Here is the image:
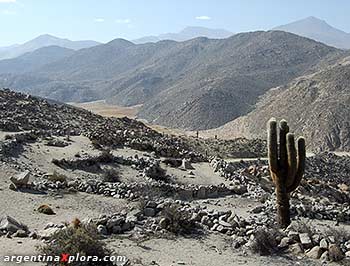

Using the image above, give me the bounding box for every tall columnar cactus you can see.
[267,118,306,228]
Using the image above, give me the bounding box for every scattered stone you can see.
[319,238,328,249]
[9,183,17,191]
[97,225,108,235]
[306,246,323,259]
[0,216,28,233]
[38,205,55,215]
[10,170,30,187]
[328,244,345,262]
[288,243,304,254]
[144,208,156,217]
[320,251,329,262]
[299,233,312,248]
[13,230,28,238]
[278,237,293,248]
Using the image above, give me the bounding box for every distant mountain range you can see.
[132,26,233,44]
[2,17,349,61]
[0,34,100,60]
[274,16,350,49]
[0,31,343,131]
[1,18,350,151]
[0,46,74,74]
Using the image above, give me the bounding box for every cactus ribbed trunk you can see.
[267,118,306,228]
[276,186,290,227]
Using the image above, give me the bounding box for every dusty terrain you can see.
[0,89,350,266]
[0,134,324,266]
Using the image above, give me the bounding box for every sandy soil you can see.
[0,133,340,266]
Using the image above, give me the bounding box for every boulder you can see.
[97,225,108,235]
[13,230,29,238]
[299,233,312,248]
[279,237,293,248]
[218,220,232,228]
[328,244,345,262]
[319,238,328,249]
[320,251,329,262]
[144,208,156,217]
[0,216,28,233]
[288,243,304,254]
[306,246,323,259]
[10,171,30,187]
[38,205,55,215]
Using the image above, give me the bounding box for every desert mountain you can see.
[0,34,100,60]
[207,55,350,151]
[0,31,344,130]
[132,26,233,44]
[0,46,74,74]
[274,16,350,49]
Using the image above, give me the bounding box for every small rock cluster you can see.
[0,215,34,239]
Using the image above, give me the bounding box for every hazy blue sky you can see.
[0,0,349,46]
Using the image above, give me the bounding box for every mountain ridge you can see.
[132,26,233,44]
[0,30,344,130]
[273,16,350,49]
[0,34,100,60]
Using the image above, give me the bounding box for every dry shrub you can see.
[102,168,120,183]
[289,221,317,238]
[250,228,281,256]
[48,171,67,183]
[160,204,196,235]
[38,220,112,266]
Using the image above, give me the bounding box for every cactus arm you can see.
[286,133,297,187]
[278,119,289,171]
[268,118,278,178]
[287,137,306,193]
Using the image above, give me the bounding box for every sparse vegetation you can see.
[250,228,282,256]
[102,168,120,183]
[289,221,317,238]
[160,204,196,235]
[38,219,112,266]
[99,149,114,163]
[47,171,67,183]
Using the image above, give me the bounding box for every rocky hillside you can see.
[0,89,265,159]
[0,31,343,130]
[207,56,350,152]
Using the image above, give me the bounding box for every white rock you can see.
[299,233,312,248]
[306,246,323,259]
[320,238,328,249]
